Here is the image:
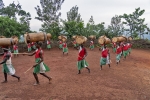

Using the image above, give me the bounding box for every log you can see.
[89,35,96,39]
[0,38,15,46]
[112,36,127,43]
[98,36,111,45]
[24,32,47,43]
[0,36,6,38]
[47,33,52,40]
[75,36,87,44]
[128,36,133,41]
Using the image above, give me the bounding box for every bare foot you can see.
[48,77,52,84]
[33,82,40,86]
[18,77,20,82]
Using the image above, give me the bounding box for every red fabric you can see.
[116,46,122,54]
[59,41,62,44]
[28,43,31,48]
[47,41,50,44]
[101,49,108,58]
[123,45,128,51]
[31,42,34,46]
[112,42,116,47]
[90,41,93,45]
[73,41,76,44]
[63,43,67,48]
[78,48,85,61]
[35,49,43,59]
[13,45,18,50]
[128,43,132,48]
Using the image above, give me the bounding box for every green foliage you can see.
[0,1,32,33]
[35,0,64,28]
[0,1,21,19]
[108,15,124,37]
[35,0,64,39]
[67,5,82,22]
[120,7,149,39]
[62,21,84,38]
[0,16,25,37]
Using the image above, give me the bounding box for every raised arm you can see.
[28,51,36,56]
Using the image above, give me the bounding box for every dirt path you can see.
[0,47,150,100]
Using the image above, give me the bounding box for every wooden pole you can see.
[24,67,32,73]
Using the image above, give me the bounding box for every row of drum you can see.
[0,32,132,47]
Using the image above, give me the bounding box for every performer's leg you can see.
[1,72,7,83]
[33,73,39,85]
[108,64,110,68]
[100,65,102,70]
[40,73,52,83]
[11,74,20,82]
[85,67,90,73]
[78,70,81,74]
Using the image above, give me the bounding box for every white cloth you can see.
[106,55,110,64]
[6,64,15,75]
[6,57,12,64]
[39,62,46,73]
[79,46,82,53]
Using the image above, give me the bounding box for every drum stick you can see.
[24,67,32,73]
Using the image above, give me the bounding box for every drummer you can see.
[62,37,68,55]
[47,39,51,50]
[27,43,31,52]
[72,40,79,50]
[0,47,20,83]
[13,43,19,57]
[100,44,111,70]
[58,40,63,49]
[89,39,94,50]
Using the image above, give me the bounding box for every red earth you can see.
[0,47,150,100]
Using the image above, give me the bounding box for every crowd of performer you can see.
[0,38,132,86]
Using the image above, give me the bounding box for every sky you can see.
[3,0,150,32]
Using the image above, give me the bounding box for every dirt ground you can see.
[0,47,150,100]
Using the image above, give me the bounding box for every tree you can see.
[61,21,84,38]
[0,16,25,37]
[67,5,82,22]
[0,0,4,9]
[120,7,149,38]
[35,0,64,31]
[85,16,96,36]
[0,1,21,19]
[19,10,32,32]
[0,1,32,33]
[109,15,124,36]
[61,5,84,38]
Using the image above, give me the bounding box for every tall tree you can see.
[19,10,32,32]
[120,7,149,38]
[86,16,95,36]
[67,5,82,22]
[35,0,64,39]
[0,1,21,19]
[35,0,64,27]
[109,15,124,36]
[0,0,4,9]
[88,16,94,25]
